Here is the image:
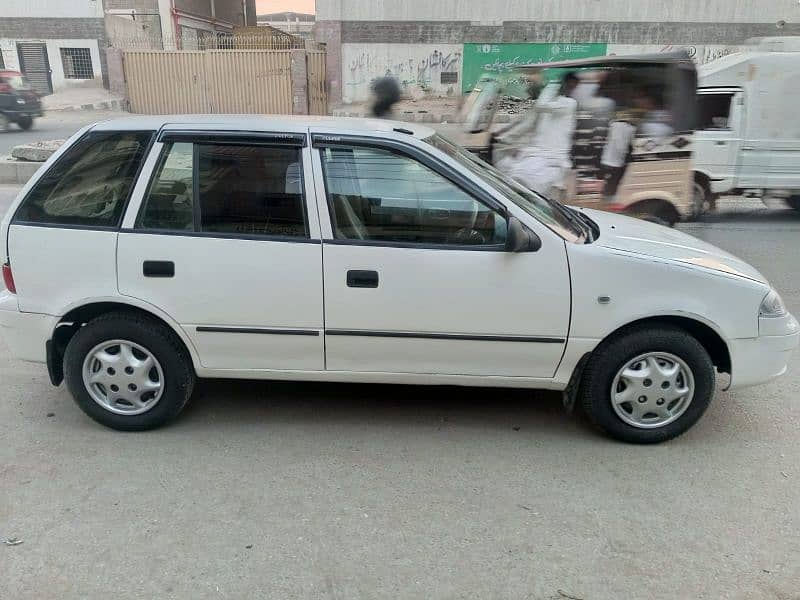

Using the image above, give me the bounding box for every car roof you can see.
[91,114,436,139]
[0,70,24,77]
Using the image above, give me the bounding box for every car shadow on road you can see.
[179,378,583,437]
[689,206,800,225]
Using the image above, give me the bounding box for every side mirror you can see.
[505,216,542,253]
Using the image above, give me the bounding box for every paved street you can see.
[1,191,799,599]
[0,110,125,157]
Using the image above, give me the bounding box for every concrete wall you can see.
[317,0,800,104]
[342,43,462,102]
[318,0,798,24]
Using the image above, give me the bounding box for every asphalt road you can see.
[1,191,799,599]
[0,110,125,157]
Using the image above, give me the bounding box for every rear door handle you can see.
[347,270,379,288]
[143,260,175,278]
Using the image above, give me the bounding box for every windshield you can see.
[425,133,585,242]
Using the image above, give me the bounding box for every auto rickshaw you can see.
[441,52,699,226]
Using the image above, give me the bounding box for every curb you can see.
[45,98,126,113]
[0,158,42,185]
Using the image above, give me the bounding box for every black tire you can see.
[579,325,715,444]
[786,195,800,210]
[64,311,195,431]
[16,116,33,131]
[642,215,669,227]
[692,177,711,219]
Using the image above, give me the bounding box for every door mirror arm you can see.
[505,216,542,253]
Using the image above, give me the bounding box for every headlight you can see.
[760,289,788,318]
[16,98,24,104]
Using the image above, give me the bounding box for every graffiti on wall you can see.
[607,44,744,65]
[342,43,463,102]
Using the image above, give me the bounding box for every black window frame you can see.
[59,47,94,80]
[313,134,509,252]
[133,131,312,243]
[11,129,156,231]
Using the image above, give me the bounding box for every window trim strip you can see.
[159,131,308,147]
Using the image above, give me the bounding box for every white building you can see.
[0,0,107,94]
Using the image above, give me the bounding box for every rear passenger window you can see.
[14,131,152,227]
[137,142,307,238]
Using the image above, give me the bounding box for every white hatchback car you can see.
[1,116,797,443]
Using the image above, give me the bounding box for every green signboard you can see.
[462,43,608,93]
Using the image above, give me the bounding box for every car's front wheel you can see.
[579,325,715,443]
[64,312,195,431]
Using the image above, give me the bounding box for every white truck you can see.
[694,38,800,211]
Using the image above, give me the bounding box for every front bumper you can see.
[0,291,56,363]
[729,314,800,388]
[2,108,43,118]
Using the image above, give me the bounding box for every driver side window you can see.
[320,145,507,246]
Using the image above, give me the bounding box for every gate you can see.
[16,42,52,95]
[306,51,328,116]
[124,49,323,115]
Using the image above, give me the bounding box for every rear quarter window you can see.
[13,130,153,228]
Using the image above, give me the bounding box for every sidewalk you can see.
[42,87,126,112]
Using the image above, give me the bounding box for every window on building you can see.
[0,50,5,70]
[60,47,94,79]
[14,131,153,227]
[697,93,734,130]
[320,145,507,246]
[138,142,307,238]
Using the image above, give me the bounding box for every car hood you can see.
[580,208,768,284]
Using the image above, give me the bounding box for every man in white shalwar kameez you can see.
[495,73,579,199]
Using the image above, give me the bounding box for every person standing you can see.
[495,73,579,198]
[600,110,637,202]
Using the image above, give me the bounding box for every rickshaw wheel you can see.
[625,199,680,228]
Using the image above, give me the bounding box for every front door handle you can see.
[347,270,379,288]
[143,260,175,278]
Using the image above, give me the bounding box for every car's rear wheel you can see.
[17,116,33,131]
[579,325,715,443]
[786,195,800,210]
[64,312,195,431]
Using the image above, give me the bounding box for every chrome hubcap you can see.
[82,340,164,416]
[610,352,695,429]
